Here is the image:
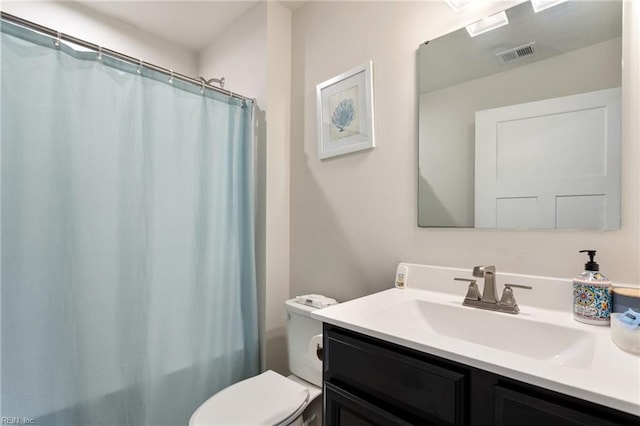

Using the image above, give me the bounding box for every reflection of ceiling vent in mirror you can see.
[496,42,537,64]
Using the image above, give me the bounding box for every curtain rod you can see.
[0,11,254,103]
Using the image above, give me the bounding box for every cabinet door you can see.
[325,383,419,426]
[325,327,466,425]
[494,386,624,426]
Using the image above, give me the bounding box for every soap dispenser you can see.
[573,250,612,326]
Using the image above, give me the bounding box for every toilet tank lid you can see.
[189,370,309,426]
[285,296,337,316]
[285,298,317,316]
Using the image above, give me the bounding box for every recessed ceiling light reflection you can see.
[531,0,568,13]
[445,0,475,12]
[465,11,509,37]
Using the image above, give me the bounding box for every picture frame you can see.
[316,61,375,160]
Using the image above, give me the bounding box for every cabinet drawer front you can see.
[495,385,623,426]
[325,382,414,426]
[326,329,466,425]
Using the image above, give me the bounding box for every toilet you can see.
[189,298,329,426]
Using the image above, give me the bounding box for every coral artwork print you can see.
[332,99,355,132]
[329,85,359,142]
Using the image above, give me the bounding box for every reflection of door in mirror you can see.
[474,88,621,230]
[417,0,622,229]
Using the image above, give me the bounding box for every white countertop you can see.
[311,265,640,417]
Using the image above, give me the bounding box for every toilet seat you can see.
[189,370,310,426]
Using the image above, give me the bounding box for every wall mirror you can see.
[418,0,622,229]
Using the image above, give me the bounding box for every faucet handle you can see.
[505,283,533,290]
[499,283,532,312]
[454,278,481,301]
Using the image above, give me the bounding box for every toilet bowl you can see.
[189,298,331,426]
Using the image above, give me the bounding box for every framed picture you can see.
[316,61,375,160]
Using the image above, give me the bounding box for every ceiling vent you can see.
[496,42,537,64]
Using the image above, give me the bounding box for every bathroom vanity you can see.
[312,264,640,426]
[323,324,637,425]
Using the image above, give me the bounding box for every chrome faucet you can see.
[454,265,532,314]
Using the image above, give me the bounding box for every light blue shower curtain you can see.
[1,21,258,425]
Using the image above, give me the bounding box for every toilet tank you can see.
[285,299,325,387]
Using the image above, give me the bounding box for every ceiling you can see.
[76,0,303,52]
[420,0,622,92]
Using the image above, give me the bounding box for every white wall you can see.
[264,2,293,375]
[290,0,640,304]
[198,2,268,107]
[1,1,198,75]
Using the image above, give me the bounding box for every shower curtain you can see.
[1,21,258,425]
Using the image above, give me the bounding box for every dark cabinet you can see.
[323,324,639,426]
[326,328,466,425]
[494,386,623,426]
[325,382,413,426]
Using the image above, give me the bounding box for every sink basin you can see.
[367,299,595,367]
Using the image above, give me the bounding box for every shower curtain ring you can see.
[168,69,174,84]
[97,46,103,61]
[137,59,143,74]
[54,31,61,47]
[200,79,205,94]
